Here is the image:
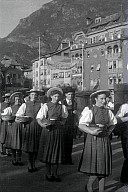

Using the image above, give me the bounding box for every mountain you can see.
[0,0,126,66]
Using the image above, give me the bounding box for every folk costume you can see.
[0,93,11,155]
[37,87,68,182]
[16,89,43,172]
[79,105,116,176]
[4,92,23,165]
[78,90,117,192]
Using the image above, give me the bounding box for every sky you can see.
[0,0,52,38]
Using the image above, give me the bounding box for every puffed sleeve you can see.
[36,103,48,120]
[117,104,128,118]
[16,103,26,117]
[2,107,12,115]
[108,110,117,126]
[79,107,93,126]
[62,105,68,118]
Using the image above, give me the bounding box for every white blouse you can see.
[79,107,117,127]
[36,103,68,120]
[116,103,128,118]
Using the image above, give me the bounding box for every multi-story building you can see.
[71,11,128,95]
[32,39,72,89]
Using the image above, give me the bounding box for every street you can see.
[0,135,128,192]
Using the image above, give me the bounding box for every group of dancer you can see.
[0,86,77,182]
[0,87,128,191]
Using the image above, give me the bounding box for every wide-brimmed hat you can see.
[47,87,63,98]
[90,90,110,101]
[2,93,11,98]
[27,88,39,93]
[10,92,22,100]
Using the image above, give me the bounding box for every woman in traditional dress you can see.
[0,93,11,156]
[5,93,23,165]
[37,87,68,182]
[78,90,117,192]
[15,89,43,172]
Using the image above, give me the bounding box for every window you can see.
[65,71,71,78]
[44,69,47,75]
[91,65,94,72]
[113,45,118,53]
[95,17,101,24]
[75,53,79,58]
[36,80,38,86]
[113,61,116,69]
[87,51,90,58]
[93,37,96,43]
[108,77,113,85]
[107,46,112,54]
[52,73,58,79]
[59,72,64,78]
[36,62,38,68]
[64,52,69,57]
[36,71,38,77]
[101,49,104,56]
[108,61,112,69]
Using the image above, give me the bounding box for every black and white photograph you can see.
[0,0,128,191]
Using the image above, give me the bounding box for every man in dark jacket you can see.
[62,87,77,165]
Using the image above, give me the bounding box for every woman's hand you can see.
[90,128,103,136]
[96,124,104,128]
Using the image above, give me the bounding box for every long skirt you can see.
[5,122,22,150]
[0,121,8,144]
[38,125,63,164]
[78,134,112,177]
[21,120,42,153]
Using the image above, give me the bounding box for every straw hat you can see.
[90,90,110,101]
[27,88,39,93]
[10,92,22,99]
[2,93,11,98]
[47,87,63,98]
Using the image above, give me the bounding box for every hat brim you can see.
[47,87,63,98]
[27,89,39,93]
[10,92,22,100]
[2,94,11,98]
[90,90,110,100]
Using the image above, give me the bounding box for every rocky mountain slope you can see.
[0,0,126,66]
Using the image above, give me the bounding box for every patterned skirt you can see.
[21,120,42,153]
[38,125,63,164]
[78,133,112,177]
[5,122,22,150]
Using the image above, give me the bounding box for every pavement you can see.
[0,136,128,192]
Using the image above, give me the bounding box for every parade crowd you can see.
[0,87,128,192]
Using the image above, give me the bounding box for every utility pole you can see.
[82,43,84,91]
[38,36,41,90]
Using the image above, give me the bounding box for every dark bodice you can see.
[92,105,110,125]
[25,101,41,118]
[11,104,21,116]
[47,102,62,120]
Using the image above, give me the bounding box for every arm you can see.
[36,103,48,128]
[16,103,26,117]
[79,124,102,135]
[60,105,68,125]
[108,110,117,135]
